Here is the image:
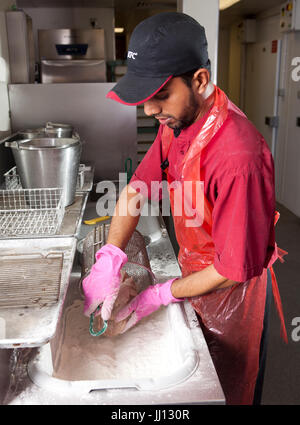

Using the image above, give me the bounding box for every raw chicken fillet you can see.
[97,271,138,336]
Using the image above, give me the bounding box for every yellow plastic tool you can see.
[84,216,110,225]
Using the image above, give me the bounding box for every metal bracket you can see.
[265,116,279,128]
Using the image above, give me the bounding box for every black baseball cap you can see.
[107,12,211,106]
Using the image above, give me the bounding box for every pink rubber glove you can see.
[115,278,183,333]
[82,244,127,320]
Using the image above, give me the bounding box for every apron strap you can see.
[267,211,288,343]
[161,126,174,174]
[269,266,288,343]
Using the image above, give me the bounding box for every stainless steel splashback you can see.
[38,29,106,60]
[7,83,137,182]
[5,11,35,84]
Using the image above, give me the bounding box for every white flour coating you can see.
[53,298,180,381]
[96,273,138,337]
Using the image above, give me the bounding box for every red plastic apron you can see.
[161,85,287,405]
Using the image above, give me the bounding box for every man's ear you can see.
[192,68,210,96]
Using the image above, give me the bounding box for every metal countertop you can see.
[0,192,89,349]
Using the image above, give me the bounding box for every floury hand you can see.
[115,278,183,332]
[82,244,128,321]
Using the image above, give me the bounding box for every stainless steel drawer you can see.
[40,60,107,83]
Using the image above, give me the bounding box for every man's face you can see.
[143,76,201,130]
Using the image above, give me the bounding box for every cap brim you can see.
[106,72,172,106]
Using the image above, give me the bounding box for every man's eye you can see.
[155,93,169,100]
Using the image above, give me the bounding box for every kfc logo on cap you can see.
[128,51,138,59]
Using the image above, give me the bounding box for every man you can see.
[83,12,287,405]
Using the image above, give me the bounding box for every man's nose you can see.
[143,99,161,117]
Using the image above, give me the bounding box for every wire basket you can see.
[0,252,64,308]
[4,165,85,191]
[0,188,64,237]
[81,224,156,293]
[3,166,21,190]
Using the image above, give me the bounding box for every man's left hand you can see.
[115,278,183,333]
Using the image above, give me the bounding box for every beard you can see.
[156,89,201,130]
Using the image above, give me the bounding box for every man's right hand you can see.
[82,244,128,320]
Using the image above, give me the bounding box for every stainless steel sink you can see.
[0,204,225,405]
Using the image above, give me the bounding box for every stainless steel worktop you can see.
[0,192,89,349]
[0,161,93,348]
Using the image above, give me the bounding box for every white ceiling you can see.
[220,0,284,26]
[16,0,115,7]
[16,0,176,8]
[16,0,284,26]
[115,0,176,8]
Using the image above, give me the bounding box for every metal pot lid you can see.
[45,122,73,130]
[18,128,45,134]
[11,137,81,150]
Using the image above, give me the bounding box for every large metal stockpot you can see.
[17,123,74,140]
[5,137,82,207]
[17,128,46,139]
[45,122,74,138]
